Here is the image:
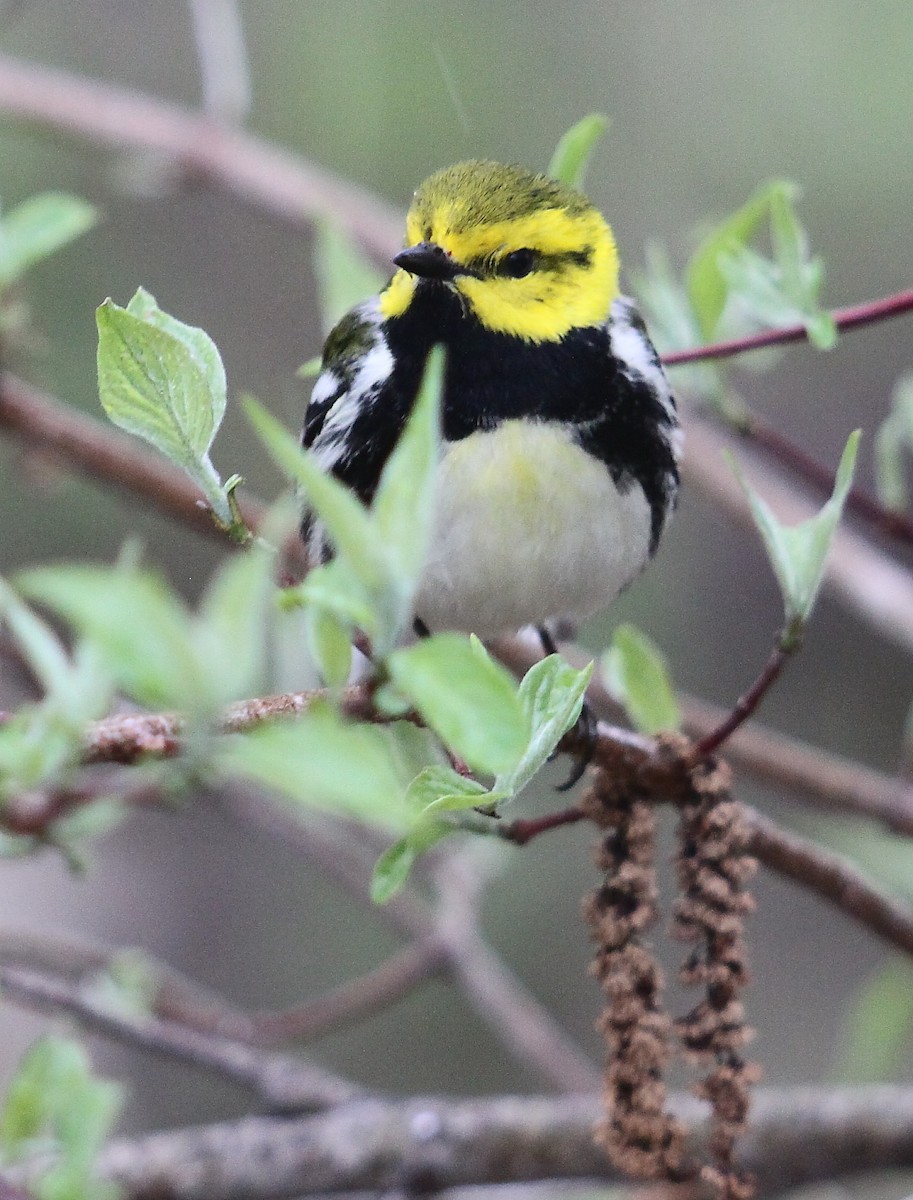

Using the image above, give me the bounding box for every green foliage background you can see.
[0,0,912,1137]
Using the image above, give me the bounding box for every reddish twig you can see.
[689,642,792,764]
[501,805,587,845]
[663,288,913,366]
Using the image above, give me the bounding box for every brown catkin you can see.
[672,754,760,1200]
[581,767,687,1181]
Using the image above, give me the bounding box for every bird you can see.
[301,159,680,654]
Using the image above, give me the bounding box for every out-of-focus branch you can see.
[158,937,448,1045]
[11,1085,908,1199]
[215,786,602,1093]
[746,813,913,955]
[0,963,359,1113]
[0,53,400,257]
[0,372,272,551]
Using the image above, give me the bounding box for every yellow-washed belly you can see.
[415,419,652,636]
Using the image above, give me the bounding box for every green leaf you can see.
[875,372,913,511]
[0,577,70,691]
[312,220,386,336]
[96,292,230,525]
[194,541,275,704]
[631,242,732,412]
[218,704,413,829]
[686,180,796,339]
[495,654,592,797]
[547,114,609,189]
[305,605,353,687]
[0,1035,121,1200]
[730,430,860,644]
[834,958,913,1083]
[18,562,207,713]
[126,287,227,430]
[405,764,491,813]
[602,624,680,735]
[370,818,451,904]
[244,396,385,590]
[387,634,527,775]
[372,346,443,593]
[0,193,97,290]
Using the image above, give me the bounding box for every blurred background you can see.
[0,0,912,1150]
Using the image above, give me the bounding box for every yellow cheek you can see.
[379,270,417,318]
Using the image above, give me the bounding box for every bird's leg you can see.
[537,625,596,791]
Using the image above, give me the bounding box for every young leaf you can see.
[834,958,913,1083]
[18,562,208,712]
[194,540,275,705]
[96,291,231,525]
[371,346,443,596]
[244,395,386,590]
[495,654,592,797]
[305,605,353,688]
[0,577,70,692]
[602,623,680,735]
[370,817,451,904]
[875,372,913,511]
[730,430,860,646]
[405,764,492,813]
[0,1035,121,1200]
[686,180,796,339]
[0,192,97,290]
[312,220,386,335]
[387,633,527,775]
[218,704,413,830]
[547,113,609,189]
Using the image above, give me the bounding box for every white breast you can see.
[414,419,652,636]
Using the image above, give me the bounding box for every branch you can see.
[7,1086,908,1199]
[214,786,599,1092]
[494,629,913,837]
[0,52,400,257]
[0,964,359,1113]
[0,372,271,551]
[159,937,448,1045]
[663,287,913,365]
[745,813,913,956]
[689,640,792,762]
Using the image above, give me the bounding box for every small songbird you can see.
[301,160,680,642]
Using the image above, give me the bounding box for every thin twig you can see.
[0,372,272,550]
[689,641,792,763]
[214,786,599,1092]
[0,964,360,1113]
[160,937,448,1045]
[663,288,913,365]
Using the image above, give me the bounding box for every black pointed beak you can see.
[393,241,462,281]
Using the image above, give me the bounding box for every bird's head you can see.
[379,161,619,342]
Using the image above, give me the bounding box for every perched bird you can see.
[302,160,680,644]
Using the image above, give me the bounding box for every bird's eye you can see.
[498,249,537,278]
